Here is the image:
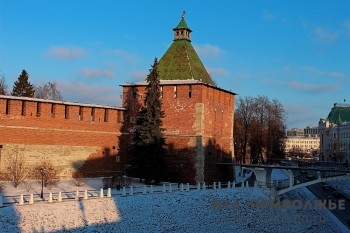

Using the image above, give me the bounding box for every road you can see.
[299,173,350,229]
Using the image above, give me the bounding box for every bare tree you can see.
[34,82,63,100]
[0,75,8,95]
[32,160,60,188]
[3,153,28,188]
[234,97,256,164]
[235,96,286,164]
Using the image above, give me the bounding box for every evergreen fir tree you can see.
[11,69,35,97]
[133,58,165,184]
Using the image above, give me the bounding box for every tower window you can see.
[5,99,10,114]
[51,104,55,117]
[21,101,26,116]
[79,106,83,121]
[64,105,69,119]
[104,109,108,122]
[36,102,41,117]
[91,108,95,121]
[188,85,192,98]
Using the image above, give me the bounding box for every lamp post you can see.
[39,167,47,199]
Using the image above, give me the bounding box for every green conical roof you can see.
[175,17,189,30]
[327,103,350,125]
[157,14,215,86]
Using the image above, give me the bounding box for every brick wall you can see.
[0,96,125,178]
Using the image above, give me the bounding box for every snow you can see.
[0,177,348,233]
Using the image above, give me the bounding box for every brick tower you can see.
[121,13,236,183]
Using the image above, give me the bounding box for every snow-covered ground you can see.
[0,172,348,233]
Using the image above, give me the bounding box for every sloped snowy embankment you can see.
[0,185,343,233]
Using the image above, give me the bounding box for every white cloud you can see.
[57,81,120,106]
[130,71,148,82]
[194,44,223,59]
[262,10,276,21]
[344,20,350,37]
[79,68,115,79]
[311,26,339,44]
[287,81,339,93]
[46,46,87,59]
[107,49,138,62]
[207,67,230,77]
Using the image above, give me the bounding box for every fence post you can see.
[58,192,62,202]
[163,184,166,193]
[232,181,236,188]
[218,182,221,189]
[99,188,104,198]
[197,183,200,191]
[213,182,216,190]
[169,184,172,192]
[122,187,126,196]
[48,192,53,203]
[107,188,111,198]
[202,182,206,190]
[29,194,34,204]
[84,190,88,200]
[227,181,231,188]
[143,186,147,195]
[186,183,190,192]
[19,195,24,205]
[241,182,244,188]
[130,186,134,195]
[180,183,184,192]
[75,191,79,201]
[245,181,249,187]
[150,185,154,194]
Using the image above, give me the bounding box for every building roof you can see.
[120,79,236,95]
[157,14,215,86]
[327,103,350,125]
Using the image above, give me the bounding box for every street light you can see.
[39,167,47,199]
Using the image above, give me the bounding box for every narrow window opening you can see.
[51,104,55,117]
[64,105,69,119]
[104,109,108,122]
[36,102,41,117]
[188,85,192,98]
[21,101,26,116]
[132,87,137,98]
[5,99,9,114]
[79,106,83,120]
[91,108,95,121]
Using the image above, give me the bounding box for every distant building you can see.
[319,103,350,162]
[286,128,304,137]
[285,127,320,156]
[284,136,320,155]
[304,126,319,137]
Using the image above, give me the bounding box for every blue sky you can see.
[1,1,350,129]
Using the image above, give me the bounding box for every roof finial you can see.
[182,10,186,19]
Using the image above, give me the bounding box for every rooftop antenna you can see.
[182,10,186,19]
